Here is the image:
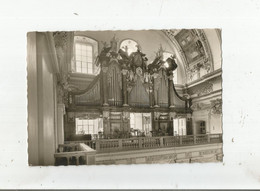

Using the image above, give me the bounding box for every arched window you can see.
[73,36,99,75]
[163,52,178,84]
[120,39,139,56]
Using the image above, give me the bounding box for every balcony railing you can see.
[54,143,96,166]
[65,134,222,153]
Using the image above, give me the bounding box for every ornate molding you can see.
[189,81,213,97]
[198,81,213,96]
[53,32,68,48]
[122,111,130,121]
[164,29,181,37]
[53,32,74,106]
[163,29,214,83]
[195,29,214,72]
[210,98,222,114]
[190,102,211,111]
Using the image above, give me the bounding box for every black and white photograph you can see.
[1,0,260,189]
[27,29,222,166]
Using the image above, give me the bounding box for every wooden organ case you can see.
[66,37,190,140]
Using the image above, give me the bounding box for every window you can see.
[130,113,152,136]
[75,43,93,74]
[120,39,139,56]
[73,36,99,74]
[75,118,103,135]
[163,52,178,84]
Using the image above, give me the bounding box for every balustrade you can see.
[65,134,222,153]
[55,143,96,166]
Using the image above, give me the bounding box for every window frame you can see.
[119,38,139,56]
[72,36,99,75]
[75,118,99,135]
[74,42,95,74]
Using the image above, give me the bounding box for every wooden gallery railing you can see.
[54,143,96,166]
[65,134,222,153]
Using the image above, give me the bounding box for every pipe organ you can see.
[66,36,191,140]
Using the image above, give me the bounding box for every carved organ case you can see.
[68,36,188,139]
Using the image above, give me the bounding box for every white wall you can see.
[209,114,222,134]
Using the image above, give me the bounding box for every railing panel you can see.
[143,137,161,148]
[163,136,178,147]
[55,143,96,166]
[196,134,208,144]
[181,135,194,145]
[122,138,139,149]
[99,140,119,151]
[210,134,222,143]
[64,134,222,153]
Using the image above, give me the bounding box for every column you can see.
[57,103,65,145]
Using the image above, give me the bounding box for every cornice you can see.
[191,89,222,103]
[186,68,222,88]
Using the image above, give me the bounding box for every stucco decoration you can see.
[163,29,214,83]
[53,32,68,66]
[211,99,222,114]
[190,102,211,111]
[188,81,214,97]
[53,32,74,106]
[198,82,213,96]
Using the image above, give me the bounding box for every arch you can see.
[203,29,222,70]
[160,30,188,84]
